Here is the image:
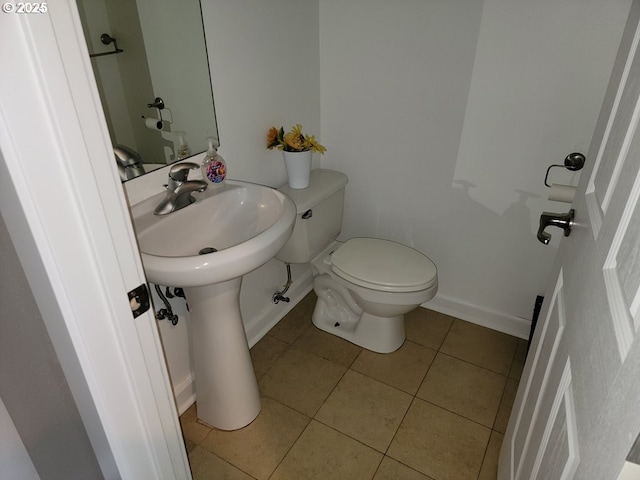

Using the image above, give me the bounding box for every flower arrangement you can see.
[266,124,326,154]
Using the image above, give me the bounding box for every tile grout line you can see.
[435,349,513,377]
[264,411,312,480]
[266,314,462,477]
[262,326,356,480]
[476,332,522,480]
[257,339,424,478]
[198,308,519,479]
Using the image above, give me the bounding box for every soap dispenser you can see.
[201,137,226,187]
[175,131,191,160]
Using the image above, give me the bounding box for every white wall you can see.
[319,0,630,334]
[128,0,630,409]
[202,0,321,187]
[451,0,631,323]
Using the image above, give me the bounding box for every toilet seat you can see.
[330,238,437,293]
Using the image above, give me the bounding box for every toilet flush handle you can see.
[302,209,313,219]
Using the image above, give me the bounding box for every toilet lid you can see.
[330,238,437,292]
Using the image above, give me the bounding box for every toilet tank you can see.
[276,169,348,264]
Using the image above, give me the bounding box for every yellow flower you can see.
[265,124,326,154]
[290,124,303,138]
[305,135,327,154]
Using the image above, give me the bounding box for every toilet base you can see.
[312,274,406,353]
[312,309,406,353]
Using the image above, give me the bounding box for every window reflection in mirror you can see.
[76,0,219,181]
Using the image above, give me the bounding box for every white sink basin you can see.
[132,180,296,287]
[131,178,296,430]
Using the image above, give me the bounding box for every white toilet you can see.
[277,169,438,353]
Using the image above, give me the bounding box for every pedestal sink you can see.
[131,180,295,430]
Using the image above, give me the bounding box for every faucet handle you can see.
[169,162,199,182]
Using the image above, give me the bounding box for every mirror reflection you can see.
[76,0,219,181]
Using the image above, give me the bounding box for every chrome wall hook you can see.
[537,209,575,245]
[147,97,165,110]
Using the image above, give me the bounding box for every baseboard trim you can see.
[425,294,531,340]
[174,373,196,416]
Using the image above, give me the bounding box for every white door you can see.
[499,3,640,479]
[1,3,191,478]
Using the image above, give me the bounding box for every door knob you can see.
[537,209,575,245]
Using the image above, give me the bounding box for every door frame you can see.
[0,3,190,478]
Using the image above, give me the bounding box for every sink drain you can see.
[199,247,218,255]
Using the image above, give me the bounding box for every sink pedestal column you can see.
[185,278,261,430]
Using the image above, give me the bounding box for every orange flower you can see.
[266,127,278,147]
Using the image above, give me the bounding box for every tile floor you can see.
[180,292,527,480]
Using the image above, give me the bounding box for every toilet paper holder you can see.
[544,152,585,187]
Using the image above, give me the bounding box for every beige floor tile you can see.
[388,399,490,480]
[494,377,519,433]
[315,370,412,452]
[188,446,254,480]
[293,323,362,367]
[373,456,434,480]
[199,397,309,480]
[440,319,517,375]
[509,339,528,380]
[180,404,212,445]
[258,346,347,416]
[478,431,504,480]
[417,353,506,427]
[351,341,436,394]
[267,292,315,344]
[405,308,454,351]
[250,334,289,380]
[270,420,383,480]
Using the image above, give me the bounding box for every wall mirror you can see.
[76,0,219,181]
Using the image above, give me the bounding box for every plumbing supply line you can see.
[273,264,293,304]
[154,284,179,325]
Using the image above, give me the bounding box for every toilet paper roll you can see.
[145,117,163,130]
[548,184,576,203]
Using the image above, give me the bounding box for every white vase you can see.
[282,150,312,189]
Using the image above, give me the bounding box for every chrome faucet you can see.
[154,162,207,215]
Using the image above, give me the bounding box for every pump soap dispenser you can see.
[201,137,226,187]
[175,131,191,160]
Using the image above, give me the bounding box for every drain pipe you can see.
[272,264,293,304]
